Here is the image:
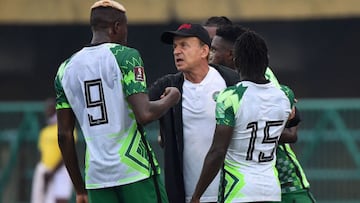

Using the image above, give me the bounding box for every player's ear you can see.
[113,21,121,33]
[228,49,234,60]
[233,56,239,67]
[201,44,210,59]
[108,23,116,36]
[108,20,121,36]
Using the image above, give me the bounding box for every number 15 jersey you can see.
[215,81,293,203]
[55,43,159,189]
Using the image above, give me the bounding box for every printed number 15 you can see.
[246,120,283,162]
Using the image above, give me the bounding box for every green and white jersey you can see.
[264,67,308,193]
[276,143,310,193]
[55,43,159,189]
[265,67,280,87]
[215,81,293,203]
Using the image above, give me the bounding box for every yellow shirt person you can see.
[39,123,77,170]
[31,98,75,203]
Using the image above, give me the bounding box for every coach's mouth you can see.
[175,58,184,65]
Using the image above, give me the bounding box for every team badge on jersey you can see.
[134,66,145,82]
[212,91,220,101]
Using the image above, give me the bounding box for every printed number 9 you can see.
[84,79,108,126]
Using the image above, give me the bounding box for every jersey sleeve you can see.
[54,60,71,110]
[280,84,296,108]
[110,45,147,97]
[216,84,248,127]
[265,67,280,88]
[215,85,239,126]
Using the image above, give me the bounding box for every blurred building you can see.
[0,0,359,100]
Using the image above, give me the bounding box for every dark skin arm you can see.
[279,106,300,144]
[57,87,179,203]
[57,108,88,203]
[190,124,234,203]
[190,124,297,203]
[127,87,180,125]
[279,125,298,143]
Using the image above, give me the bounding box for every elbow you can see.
[135,113,153,125]
[279,135,297,144]
[279,127,298,143]
[135,107,165,125]
[286,130,298,143]
[57,130,73,147]
[209,148,227,162]
[292,133,298,143]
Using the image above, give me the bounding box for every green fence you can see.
[1,99,360,203]
[289,99,360,203]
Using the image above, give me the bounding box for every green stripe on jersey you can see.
[55,59,71,110]
[221,160,245,203]
[108,44,147,97]
[215,84,247,127]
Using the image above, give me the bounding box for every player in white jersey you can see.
[55,1,180,203]
[191,30,295,203]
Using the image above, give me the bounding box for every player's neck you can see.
[91,32,111,45]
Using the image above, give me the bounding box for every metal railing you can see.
[0,102,43,203]
[1,99,360,203]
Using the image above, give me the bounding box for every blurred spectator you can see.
[202,16,232,41]
[30,97,74,203]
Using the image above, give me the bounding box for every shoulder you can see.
[151,72,183,86]
[217,83,247,102]
[107,43,142,58]
[106,44,144,69]
[210,63,236,75]
[279,84,296,107]
[265,67,280,87]
[210,63,240,86]
[55,58,71,79]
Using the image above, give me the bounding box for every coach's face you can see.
[172,36,209,72]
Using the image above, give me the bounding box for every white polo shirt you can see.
[182,66,227,203]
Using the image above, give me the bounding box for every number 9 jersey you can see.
[54,43,159,189]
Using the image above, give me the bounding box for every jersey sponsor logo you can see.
[134,66,145,82]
